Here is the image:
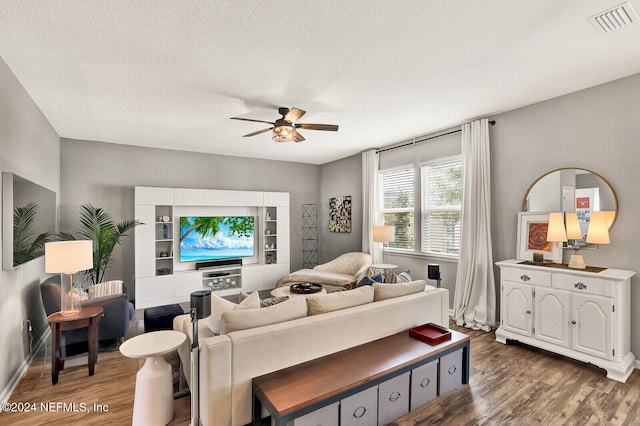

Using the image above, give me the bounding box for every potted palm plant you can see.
[60,204,142,285]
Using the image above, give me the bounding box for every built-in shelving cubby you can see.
[155,205,173,276]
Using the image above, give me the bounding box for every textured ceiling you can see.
[1,1,640,165]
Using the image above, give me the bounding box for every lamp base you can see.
[568,254,586,269]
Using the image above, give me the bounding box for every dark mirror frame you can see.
[2,172,57,270]
[521,167,618,229]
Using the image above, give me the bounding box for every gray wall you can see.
[323,73,640,358]
[318,154,363,264]
[0,57,60,400]
[490,72,640,355]
[60,139,321,299]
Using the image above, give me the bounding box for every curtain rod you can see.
[375,120,496,154]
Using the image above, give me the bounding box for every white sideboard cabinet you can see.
[495,259,636,383]
[134,186,290,309]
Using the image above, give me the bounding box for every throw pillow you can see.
[207,291,260,334]
[306,286,374,315]
[373,280,427,301]
[88,280,123,298]
[397,269,412,283]
[220,297,307,334]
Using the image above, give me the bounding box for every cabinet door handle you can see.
[526,310,531,314]
[574,282,587,290]
[520,274,530,282]
[420,378,431,388]
[448,365,457,375]
[571,320,577,325]
[389,391,401,402]
[353,406,367,418]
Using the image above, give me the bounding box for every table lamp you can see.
[190,290,211,426]
[373,225,395,264]
[45,240,93,316]
[546,211,611,269]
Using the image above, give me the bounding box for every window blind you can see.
[380,168,414,249]
[421,158,462,256]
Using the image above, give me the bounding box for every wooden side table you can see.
[47,305,104,385]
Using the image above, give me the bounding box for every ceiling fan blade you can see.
[296,123,339,131]
[284,107,306,123]
[293,130,306,142]
[243,127,274,137]
[230,117,275,125]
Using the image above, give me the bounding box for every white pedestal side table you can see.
[120,330,186,426]
[370,263,398,281]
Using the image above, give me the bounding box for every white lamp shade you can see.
[586,211,610,245]
[546,212,567,243]
[45,240,93,274]
[565,212,583,240]
[373,226,395,243]
[604,210,616,228]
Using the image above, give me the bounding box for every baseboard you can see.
[0,328,50,404]
[635,359,640,370]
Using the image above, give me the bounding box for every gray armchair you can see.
[40,275,135,353]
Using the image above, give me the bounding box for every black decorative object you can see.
[290,283,323,294]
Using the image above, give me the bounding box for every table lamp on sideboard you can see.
[546,211,611,269]
[45,240,93,316]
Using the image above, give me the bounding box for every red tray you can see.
[409,323,452,345]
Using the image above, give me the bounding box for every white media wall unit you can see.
[134,186,290,309]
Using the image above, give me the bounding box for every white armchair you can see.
[276,252,372,292]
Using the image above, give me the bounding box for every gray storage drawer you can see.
[340,386,378,425]
[410,360,438,410]
[287,402,339,426]
[439,348,463,395]
[378,372,410,426]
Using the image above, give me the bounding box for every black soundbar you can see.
[196,258,243,270]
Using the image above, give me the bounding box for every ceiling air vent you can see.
[588,2,639,34]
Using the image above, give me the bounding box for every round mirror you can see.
[522,168,618,229]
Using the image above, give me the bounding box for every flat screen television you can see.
[179,216,255,262]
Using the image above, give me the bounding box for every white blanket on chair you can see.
[275,269,356,288]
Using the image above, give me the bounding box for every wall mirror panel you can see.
[2,172,57,270]
[522,168,618,231]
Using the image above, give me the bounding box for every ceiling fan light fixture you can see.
[272,125,296,142]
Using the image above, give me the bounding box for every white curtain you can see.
[453,119,496,332]
[362,150,382,263]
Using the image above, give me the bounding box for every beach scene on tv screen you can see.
[179,216,254,262]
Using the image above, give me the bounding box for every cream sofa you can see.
[173,282,449,426]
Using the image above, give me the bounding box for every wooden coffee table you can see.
[47,305,104,384]
[253,328,470,425]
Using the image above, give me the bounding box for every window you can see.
[421,157,462,257]
[379,168,414,249]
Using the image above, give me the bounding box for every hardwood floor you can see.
[5,320,640,425]
[391,324,640,426]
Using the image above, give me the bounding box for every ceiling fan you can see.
[230,107,339,142]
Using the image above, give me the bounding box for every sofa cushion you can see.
[221,297,307,334]
[207,291,260,334]
[239,292,289,307]
[306,286,374,315]
[373,280,427,301]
